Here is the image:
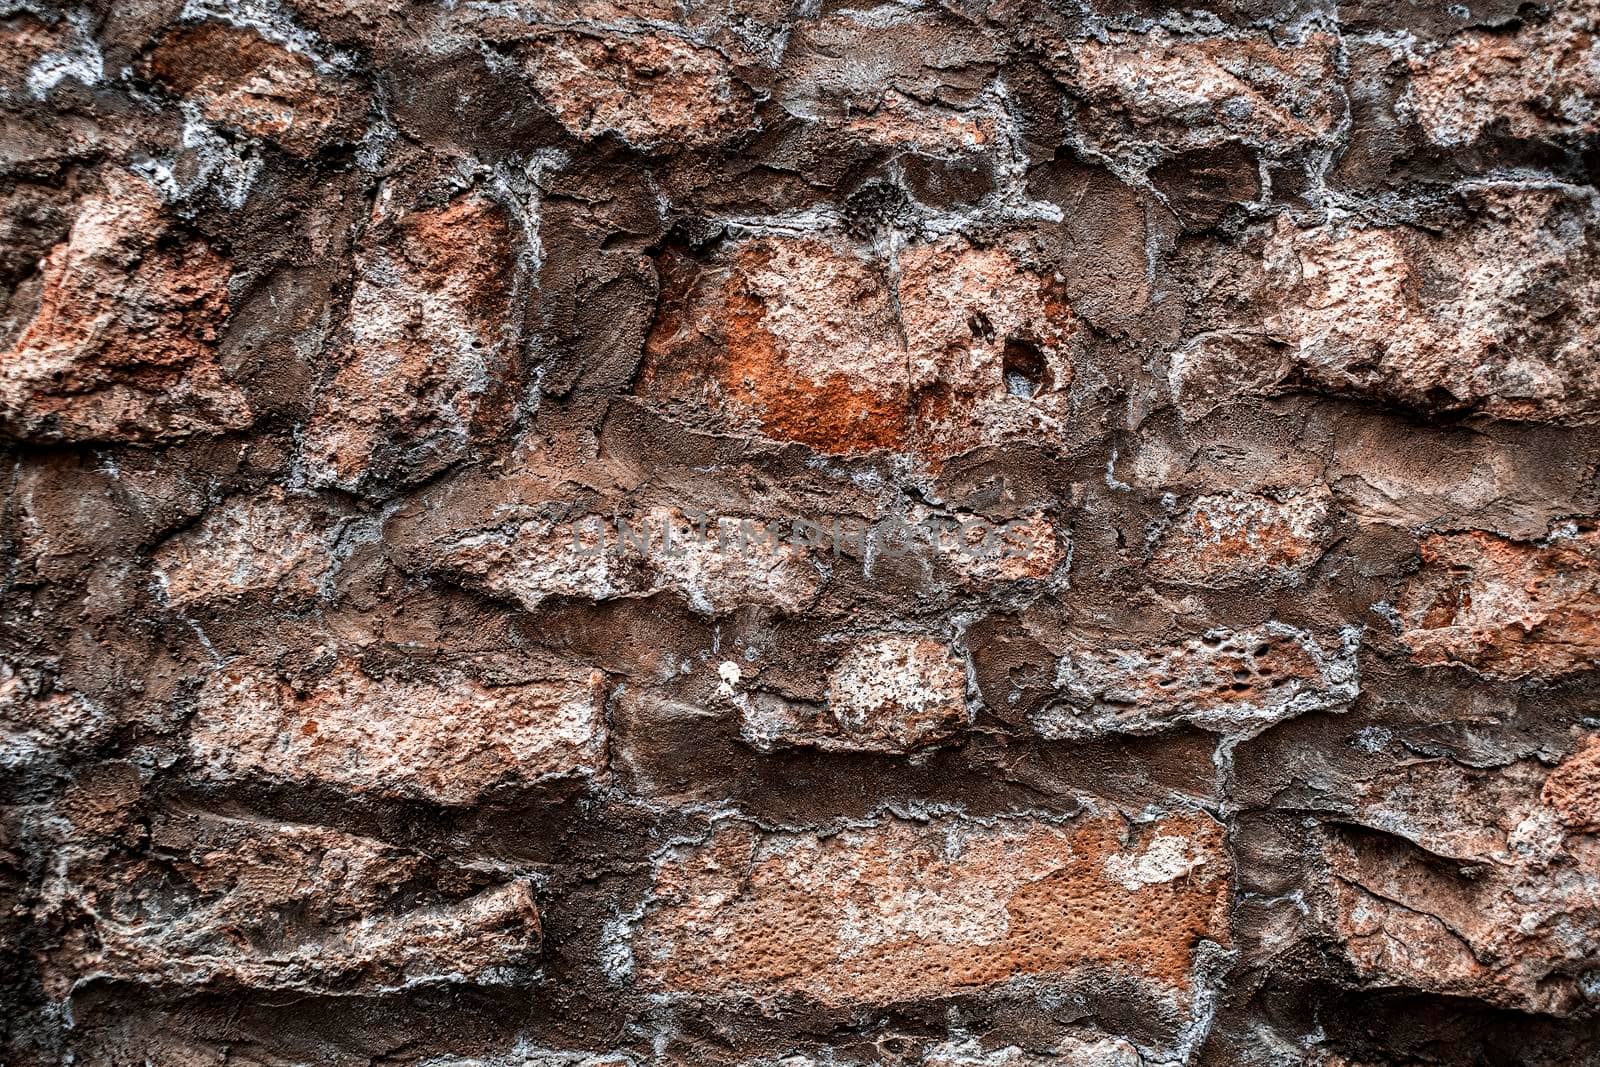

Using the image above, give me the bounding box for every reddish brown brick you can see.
[631,811,1230,1007]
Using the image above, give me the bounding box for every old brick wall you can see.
[3,0,1600,1064]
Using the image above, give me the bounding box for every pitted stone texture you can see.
[1543,735,1600,833]
[639,234,1078,462]
[930,510,1066,585]
[152,488,353,608]
[301,190,522,493]
[0,171,249,442]
[519,29,755,149]
[1067,29,1343,159]
[633,811,1230,1006]
[1394,527,1600,680]
[1177,188,1600,424]
[1409,4,1600,147]
[738,634,969,753]
[45,811,540,995]
[1150,487,1333,588]
[1037,624,1359,740]
[1316,750,1600,1015]
[142,22,352,155]
[436,507,822,617]
[188,657,607,805]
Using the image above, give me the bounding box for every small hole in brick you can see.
[1002,338,1050,397]
[968,310,996,342]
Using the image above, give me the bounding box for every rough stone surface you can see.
[301,191,525,493]
[6,1,1600,1065]
[638,233,1080,463]
[1068,29,1345,161]
[188,656,609,805]
[0,171,249,441]
[1409,4,1600,147]
[520,29,756,150]
[1173,187,1600,424]
[142,22,353,156]
[1150,487,1334,588]
[737,634,970,753]
[1039,623,1360,740]
[1314,752,1600,1014]
[1394,527,1600,679]
[631,812,1229,1024]
[42,810,541,995]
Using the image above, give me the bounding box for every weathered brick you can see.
[1394,527,1600,679]
[1316,750,1600,1014]
[519,29,755,149]
[436,506,823,617]
[921,1036,1142,1066]
[188,656,607,805]
[639,234,1079,462]
[737,634,969,753]
[1542,735,1600,833]
[774,13,997,153]
[1175,188,1600,423]
[142,23,352,155]
[0,170,250,441]
[0,665,107,770]
[1037,623,1359,740]
[151,488,352,608]
[1149,487,1333,588]
[1067,30,1343,159]
[47,812,540,995]
[927,509,1066,585]
[301,191,522,492]
[631,812,1230,1007]
[0,11,89,100]
[1408,4,1600,147]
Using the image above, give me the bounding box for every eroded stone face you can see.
[142,22,351,155]
[737,634,969,753]
[638,234,1079,462]
[632,812,1231,1007]
[1394,527,1600,679]
[1068,30,1343,159]
[151,488,352,608]
[1150,487,1333,588]
[301,191,522,492]
[1409,4,1600,147]
[1038,624,1359,740]
[0,171,250,441]
[775,13,997,154]
[520,29,756,149]
[1173,188,1600,425]
[1317,750,1600,1014]
[435,506,823,617]
[188,657,608,805]
[45,812,540,995]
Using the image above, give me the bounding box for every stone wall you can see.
[3,1,1600,1064]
